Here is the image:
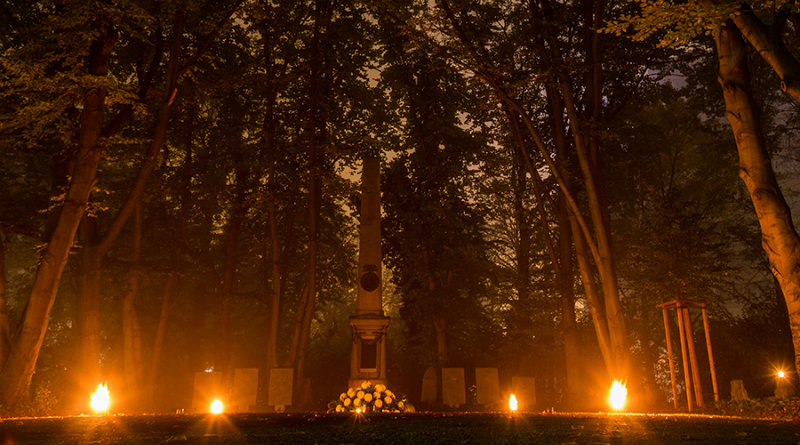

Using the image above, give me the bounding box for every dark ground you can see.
[1,412,798,445]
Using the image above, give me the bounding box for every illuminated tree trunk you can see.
[715,21,800,377]
[0,12,115,407]
[75,10,185,400]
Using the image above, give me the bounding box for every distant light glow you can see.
[90,383,110,413]
[608,380,627,411]
[355,407,363,414]
[508,394,518,412]
[778,370,786,379]
[210,398,224,414]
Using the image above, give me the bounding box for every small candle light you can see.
[508,393,518,412]
[210,398,224,414]
[90,383,111,414]
[777,370,786,379]
[608,380,627,411]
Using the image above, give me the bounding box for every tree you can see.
[0,0,116,407]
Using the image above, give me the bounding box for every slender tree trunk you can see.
[217,168,248,386]
[0,232,10,368]
[75,10,185,399]
[147,101,195,408]
[122,201,144,412]
[715,21,800,377]
[290,0,330,394]
[0,13,115,407]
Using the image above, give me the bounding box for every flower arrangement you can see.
[329,381,408,413]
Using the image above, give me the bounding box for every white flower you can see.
[398,401,404,410]
[373,391,381,399]
[384,396,392,404]
[386,390,394,397]
[343,398,351,407]
[375,384,386,392]
[339,392,347,401]
[375,399,383,409]
[347,388,356,398]
[361,381,370,390]
[364,393,373,402]
[336,405,344,413]
[354,398,362,407]
[356,390,365,399]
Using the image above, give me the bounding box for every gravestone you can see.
[442,368,466,407]
[475,368,501,407]
[511,376,536,410]
[730,380,748,401]
[268,368,294,410]
[232,368,259,412]
[191,371,223,413]
[421,366,438,404]
[775,380,795,399]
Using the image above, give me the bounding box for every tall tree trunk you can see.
[217,167,249,386]
[715,21,800,377]
[75,10,185,400]
[122,201,144,412]
[0,232,10,368]
[147,100,195,409]
[289,0,330,394]
[0,13,115,407]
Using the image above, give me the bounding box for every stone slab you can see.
[232,368,259,412]
[730,379,748,401]
[475,368,501,406]
[421,366,438,404]
[442,367,466,407]
[191,371,223,413]
[268,368,294,409]
[511,376,536,410]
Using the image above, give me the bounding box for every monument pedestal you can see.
[348,312,389,388]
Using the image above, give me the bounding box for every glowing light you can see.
[608,380,627,411]
[355,407,363,414]
[210,398,224,414]
[777,370,786,379]
[90,383,111,413]
[508,394,518,412]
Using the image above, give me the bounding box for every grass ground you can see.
[1,412,798,444]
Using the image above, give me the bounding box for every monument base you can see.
[349,312,389,386]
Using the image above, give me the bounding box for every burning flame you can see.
[778,370,786,379]
[210,398,224,414]
[90,383,110,413]
[355,407,363,414]
[608,380,627,411]
[508,393,518,412]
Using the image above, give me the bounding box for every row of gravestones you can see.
[420,367,537,410]
[730,379,795,400]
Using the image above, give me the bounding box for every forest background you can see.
[1,0,799,414]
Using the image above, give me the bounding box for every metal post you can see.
[662,307,678,409]
[675,307,693,411]
[701,307,719,402]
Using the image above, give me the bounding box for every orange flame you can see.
[90,383,110,413]
[210,398,224,414]
[508,393,518,412]
[608,380,627,411]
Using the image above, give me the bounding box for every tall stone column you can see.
[349,157,390,388]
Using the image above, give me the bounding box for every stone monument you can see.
[349,157,390,388]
